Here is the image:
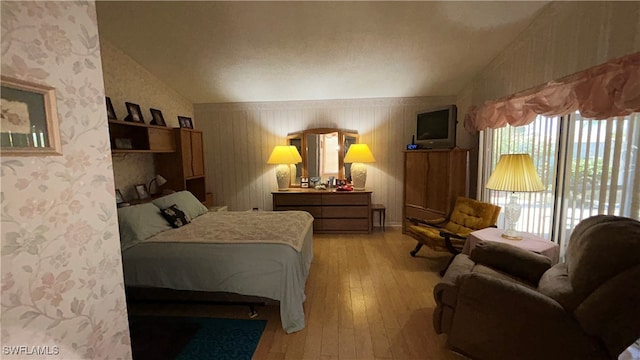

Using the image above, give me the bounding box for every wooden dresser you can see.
[273,190,371,233]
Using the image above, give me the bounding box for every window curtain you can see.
[465,52,640,132]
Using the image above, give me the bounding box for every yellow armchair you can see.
[408,197,501,274]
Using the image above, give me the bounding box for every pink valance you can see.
[464,52,640,132]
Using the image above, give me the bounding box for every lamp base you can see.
[500,230,522,240]
[275,164,290,191]
[351,162,367,191]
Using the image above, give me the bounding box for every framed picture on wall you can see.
[1,76,62,156]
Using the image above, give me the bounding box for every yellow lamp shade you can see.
[288,146,302,163]
[486,154,544,192]
[267,145,300,164]
[344,144,376,163]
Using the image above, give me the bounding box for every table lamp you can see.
[148,174,167,195]
[267,145,302,191]
[343,143,376,191]
[485,153,544,240]
[288,145,303,185]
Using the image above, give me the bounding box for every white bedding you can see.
[122,210,314,333]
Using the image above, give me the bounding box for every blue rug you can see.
[129,316,266,360]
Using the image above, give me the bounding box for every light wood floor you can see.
[127,228,465,360]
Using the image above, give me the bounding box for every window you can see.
[482,112,640,254]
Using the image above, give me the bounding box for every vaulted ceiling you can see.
[96,1,548,104]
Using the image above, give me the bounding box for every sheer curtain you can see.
[557,112,640,253]
[482,112,640,254]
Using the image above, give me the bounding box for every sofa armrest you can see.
[469,240,552,285]
[448,273,603,360]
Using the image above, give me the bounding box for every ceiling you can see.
[96,1,548,104]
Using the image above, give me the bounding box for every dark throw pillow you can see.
[160,204,191,228]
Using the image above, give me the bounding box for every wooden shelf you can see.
[108,119,176,153]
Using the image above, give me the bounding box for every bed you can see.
[117,191,314,333]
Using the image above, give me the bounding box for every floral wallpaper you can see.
[98,38,194,195]
[1,2,131,359]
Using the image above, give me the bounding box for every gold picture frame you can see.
[1,76,62,156]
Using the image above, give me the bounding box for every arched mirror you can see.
[288,128,358,187]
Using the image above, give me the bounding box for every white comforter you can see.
[122,210,314,333]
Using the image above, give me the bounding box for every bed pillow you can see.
[117,202,172,250]
[152,191,208,220]
[160,204,191,228]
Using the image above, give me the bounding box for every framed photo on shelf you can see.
[124,102,144,123]
[149,108,166,126]
[114,138,132,149]
[106,97,117,120]
[134,184,150,200]
[178,116,193,129]
[301,177,309,188]
[1,76,62,156]
[115,189,124,204]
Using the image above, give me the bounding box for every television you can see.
[415,105,457,149]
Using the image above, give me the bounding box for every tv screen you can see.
[417,109,450,140]
[415,105,457,149]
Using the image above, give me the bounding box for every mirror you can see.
[288,128,358,187]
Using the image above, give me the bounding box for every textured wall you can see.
[99,39,194,197]
[195,96,466,226]
[1,2,131,359]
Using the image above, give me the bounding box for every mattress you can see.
[121,211,314,333]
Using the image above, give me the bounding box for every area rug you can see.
[128,316,267,360]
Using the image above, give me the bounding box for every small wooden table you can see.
[462,227,560,264]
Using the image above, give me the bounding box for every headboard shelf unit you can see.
[108,120,175,153]
[108,120,210,206]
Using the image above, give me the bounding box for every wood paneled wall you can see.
[195,96,473,226]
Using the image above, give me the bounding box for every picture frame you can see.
[115,189,124,204]
[301,177,309,188]
[178,116,193,129]
[114,138,133,149]
[106,97,117,120]
[124,102,144,123]
[1,76,62,156]
[134,184,150,200]
[149,108,166,126]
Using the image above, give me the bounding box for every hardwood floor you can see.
[126,228,465,359]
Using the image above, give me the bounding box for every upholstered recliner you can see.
[408,197,501,274]
[433,215,640,360]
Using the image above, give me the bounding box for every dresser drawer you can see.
[274,193,322,206]
[322,206,368,218]
[322,193,370,205]
[322,218,369,232]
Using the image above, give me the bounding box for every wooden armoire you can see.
[402,149,469,232]
[156,128,207,202]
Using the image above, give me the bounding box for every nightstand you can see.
[462,227,560,264]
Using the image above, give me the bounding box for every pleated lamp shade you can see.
[485,154,544,192]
